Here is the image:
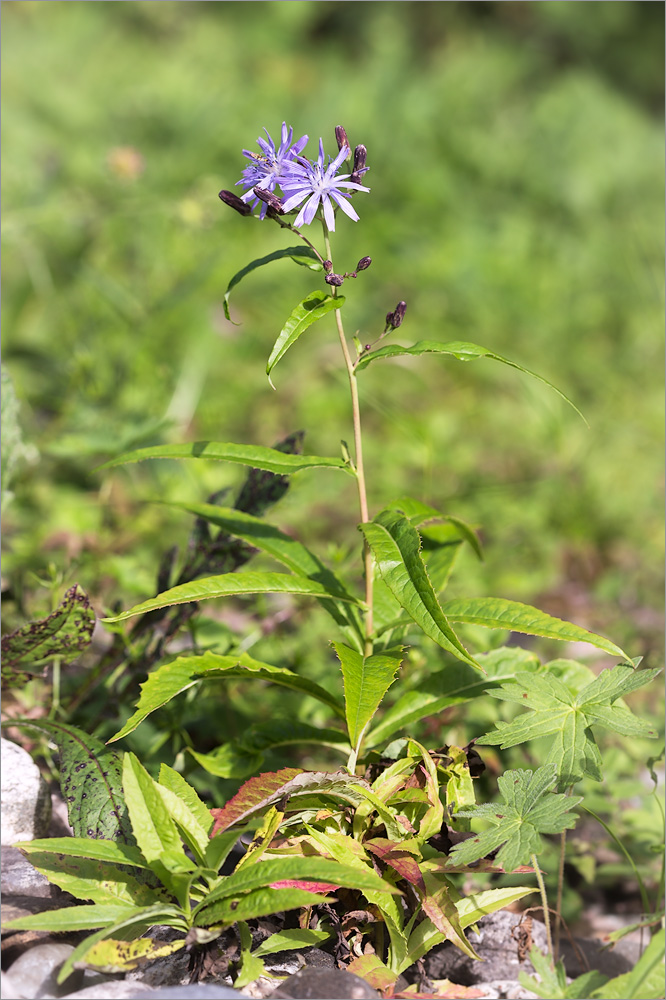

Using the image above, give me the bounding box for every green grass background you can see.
[3,0,664,665]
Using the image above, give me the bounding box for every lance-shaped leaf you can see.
[1,902,154,934]
[109,651,344,743]
[2,585,95,687]
[3,720,134,844]
[210,768,371,836]
[223,246,321,322]
[15,837,147,868]
[441,597,631,662]
[97,441,352,475]
[384,496,483,562]
[17,850,164,907]
[449,764,582,873]
[354,340,584,422]
[194,886,332,927]
[478,664,661,786]
[165,502,363,645]
[334,642,404,749]
[267,291,342,387]
[360,510,479,669]
[69,936,185,975]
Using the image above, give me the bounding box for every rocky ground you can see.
[1,738,641,1000]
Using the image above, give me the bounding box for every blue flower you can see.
[280,139,370,232]
[236,122,308,218]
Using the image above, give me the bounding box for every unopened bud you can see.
[253,186,285,214]
[392,301,407,328]
[350,144,369,184]
[356,256,372,272]
[325,273,345,286]
[335,126,351,159]
[218,190,251,216]
[323,260,333,273]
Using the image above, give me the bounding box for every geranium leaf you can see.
[360,510,479,669]
[449,765,582,872]
[334,642,404,748]
[223,246,321,322]
[97,441,352,476]
[267,291,342,386]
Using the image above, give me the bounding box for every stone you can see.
[125,987,251,999]
[469,981,540,999]
[60,981,152,1000]
[268,967,380,999]
[1,738,52,844]
[4,941,84,998]
[423,911,549,986]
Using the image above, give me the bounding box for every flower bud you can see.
[335,126,351,159]
[392,300,407,328]
[218,189,251,216]
[356,256,372,272]
[253,186,285,214]
[323,260,333,273]
[325,273,345,286]
[350,145,369,183]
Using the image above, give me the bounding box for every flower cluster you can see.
[224,123,370,232]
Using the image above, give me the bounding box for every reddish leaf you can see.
[347,954,398,991]
[270,879,339,893]
[366,841,425,891]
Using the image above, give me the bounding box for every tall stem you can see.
[531,853,555,967]
[324,230,374,659]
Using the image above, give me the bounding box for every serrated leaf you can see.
[1,585,95,687]
[109,651,344,742]
[450,765,582,872]
[153,779,210,863]
[158,764,213,838]
[102,571,362,624]
[96,441,352,475]
[223,246,321,322]
[365,648,538,748]
[20,851,164,906]
[360,511,479,669]
[210,768,371,836]
[267,291,342,386]
[385,497,483,561]
[188,743,264,780]
[4,720,133,843]
[334,642,404,748]
[478,664,661,785]
[441,597,631,662]
[354,340,585,422]
[17,837,147,867]
[165,502,363,644]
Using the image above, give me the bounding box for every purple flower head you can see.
[236,122,308,218]
[280,139,370,232]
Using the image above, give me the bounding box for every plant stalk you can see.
[531,852,555,968]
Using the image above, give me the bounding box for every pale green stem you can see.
[323,230,374,663]
[531,852,555,968]
[554,825,567,960]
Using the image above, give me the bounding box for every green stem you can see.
[531,852,555,968]
[323,228,374,664]
[554,825,567,960]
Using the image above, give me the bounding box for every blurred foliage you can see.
[2,2,663,669]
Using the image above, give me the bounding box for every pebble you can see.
[4,941,84,998]
[268,967,380,999]
[1,738,52,844]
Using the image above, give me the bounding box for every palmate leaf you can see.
[97,441,352,476]
[478,664,661,786]
[222,246,321,323]
[441,597,632,662]
[334,642,405,748]
[165,501,363,646]
[354,339,585,422]
[109,650,344,743]
[267,290,342,387]
[449,765,582,873]
[360,510,479,669]
[102,570,363,625]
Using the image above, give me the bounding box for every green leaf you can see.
[223,247,321,322]
[1,585,95,687]
[449,765,582,872]
[109,650,344,742]
[455,885,537,929]
[102,571,362,624]
[267,291,342,386]
[70,936,185,974]
[16,837,147,867]
[239,718,350,756]
[441,597,632,662]
[194,886,331,927]
[385,496,483,561]
[153,780,210,864]
[2,902,145,933]
[96,440,352,476]
[252,928,332,957]
[3,720,134,844]
[478,664,661,785]
[19,851,165,906]
[591,927,665,1000]
[365,648,538,748]
[188,743,264,780]
[354,340,585,422]
[360,510,479,669]
[158,764,213,838]
[334,642,404,749]
[165,502,363,645]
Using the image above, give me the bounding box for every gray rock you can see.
[126,988,251,999]
[469,981,540,999]
[269,967,380,999]
[1,738,52,844]
[1,969,26,1000]
[60,981,151,1000]
[424,911,549,985]
[1,845,72,930]
[5,941,84,998]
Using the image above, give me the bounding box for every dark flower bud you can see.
[356,256,372,272]
[386,311,395,328]
[335,126,350,158]
[323,260,334,273]
[253,186,285,214]
[325,273,345,286]
[392,300,407,328]
[218,189,251,216]
[350,144,369,184]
